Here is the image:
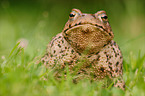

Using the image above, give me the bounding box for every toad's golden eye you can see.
[101,14,108,22]
[101,15,108,19]
[69,13,75,17]
[69,11,76,19]
[95,11,108,22]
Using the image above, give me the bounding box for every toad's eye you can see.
[69,11,76,19]
[95,11,108,22]
[101,15,108,19]
[69,13,75,17]
[100,14,108,22]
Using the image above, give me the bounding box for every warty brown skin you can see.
[41,9,125,90]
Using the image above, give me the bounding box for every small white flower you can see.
[17,38,28,49]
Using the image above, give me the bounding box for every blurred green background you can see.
[0,0,145,61]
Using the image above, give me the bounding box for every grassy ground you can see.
[0,0,145,96]
[0,42,145,96]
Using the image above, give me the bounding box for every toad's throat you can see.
[63,23,106,34]
[62,23,111,54]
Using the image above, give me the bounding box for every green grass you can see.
[0,42,145,96]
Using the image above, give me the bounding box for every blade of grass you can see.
[8,42,20,57]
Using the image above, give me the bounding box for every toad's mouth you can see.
[63,23,107,35]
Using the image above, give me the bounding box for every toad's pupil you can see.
[69,13,75,17]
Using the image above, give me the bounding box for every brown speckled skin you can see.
[41,9,125,90]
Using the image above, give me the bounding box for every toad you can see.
[41,9,125,90]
